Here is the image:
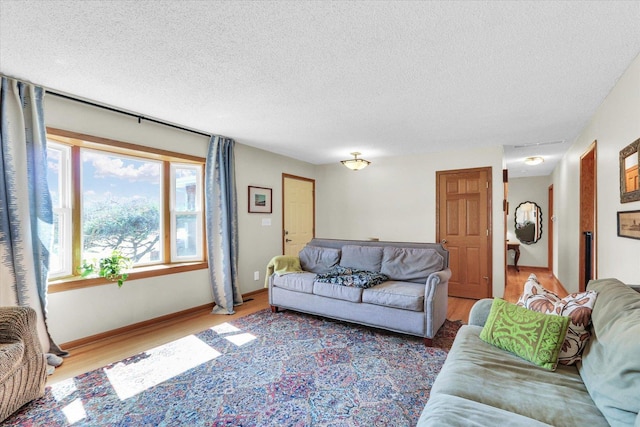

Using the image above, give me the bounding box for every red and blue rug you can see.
[7,309,461,426]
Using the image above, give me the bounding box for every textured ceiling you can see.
[1,1,639,177]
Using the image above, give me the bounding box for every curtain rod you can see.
[47,91,212,138]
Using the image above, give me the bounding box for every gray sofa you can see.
[418,277,640,426]
[268,238,451,345]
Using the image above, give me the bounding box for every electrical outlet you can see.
[254,271,259,281]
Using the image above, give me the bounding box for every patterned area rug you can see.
[7,309,462,426]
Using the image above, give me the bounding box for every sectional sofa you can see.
[267,238,451,345]
[418,277,640,426]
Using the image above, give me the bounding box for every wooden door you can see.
[283,174,315,256]
[579,142,597,291]
[548,184,554,273]
[503,169,509,281]
[437,167,492,299]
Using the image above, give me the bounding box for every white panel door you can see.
[283,175,315,256]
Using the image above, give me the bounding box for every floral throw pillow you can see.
[517,274,598,365]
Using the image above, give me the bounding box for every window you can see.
[47,141,72,277]
[46,129,206,286]
[171,164,203,261]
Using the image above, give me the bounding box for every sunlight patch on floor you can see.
[211,322,257,346]
[210,322,241,334]
[50,378,87,424]
[61,398,86,424]
[50,377,77,401]
[224,332,256,346]
[104,334,221,400]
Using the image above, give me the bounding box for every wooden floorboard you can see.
[48,266,565,385]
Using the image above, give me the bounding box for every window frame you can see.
[46,128,208,293]
[170,163,204,262]
[47,141,73,278]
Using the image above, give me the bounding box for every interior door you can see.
[437,167,492,299]
[548,184,554,273]
[503,169,509,281]
[283,174,315,256]
[579,142,597,291]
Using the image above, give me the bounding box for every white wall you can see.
[553,53,640,292]
[507,176,551,268]
[315,145,506,298]
[44,95,316,343]
[235,143,317,293]
[46,52,639,342]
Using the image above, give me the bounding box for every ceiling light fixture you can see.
[341,152,370,171]
[524,156,544,166]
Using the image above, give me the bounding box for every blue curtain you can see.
[205,135,242,314]
[0,77,66,355]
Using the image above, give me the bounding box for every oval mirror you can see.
[514,201,542,244]
[620,137,640,203]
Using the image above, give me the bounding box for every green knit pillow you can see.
[480,299,570,371]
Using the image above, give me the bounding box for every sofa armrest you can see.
[468,298,494,326]
[424,268,452,338]
[0,306,44,368]
[0,307,39,346]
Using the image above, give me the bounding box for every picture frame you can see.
[617,210,640,240]
[619,137,640,203]
[248,186,272,213]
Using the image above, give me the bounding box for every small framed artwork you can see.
[617,210,640,240]
[248,186,272,213]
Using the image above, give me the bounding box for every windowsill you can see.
[48,261,208,293]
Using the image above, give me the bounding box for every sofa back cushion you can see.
[579,278,640,425]
[298,245,340,274]
[380,246,444,283]
[339,245,384,272]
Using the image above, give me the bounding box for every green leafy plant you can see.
[79,250,132,287]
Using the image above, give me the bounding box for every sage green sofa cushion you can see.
[579,278,640,426]
[419,325,608,426]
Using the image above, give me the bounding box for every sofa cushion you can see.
[271,272,316,294]
[380,246,444,283]
[312,281,363,303]
[418,394,554,427]
[423,325,608,426]
[480,299,569,371]
[339,245,383,272]
[298,245,340,274]
[579,278,640,426]
[362,281,424,311]
[517,274,598,365]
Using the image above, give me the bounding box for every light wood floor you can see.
[48,266,566,385]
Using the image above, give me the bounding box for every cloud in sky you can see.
[84,151,160,183]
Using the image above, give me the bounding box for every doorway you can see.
[548,184,554,274]
[436,167,492,299]
[282,174,315,256]
[579,142,597,291]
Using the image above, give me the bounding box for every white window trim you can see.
[48,142,72,279]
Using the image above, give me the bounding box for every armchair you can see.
[0,306,47,421]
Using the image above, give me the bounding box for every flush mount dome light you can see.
[341,152,370,171]
[524,156,544,166]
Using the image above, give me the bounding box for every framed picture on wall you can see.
[248,186,272,213]
[617,210,640,240]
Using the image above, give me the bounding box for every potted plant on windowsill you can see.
[79,250,132,287]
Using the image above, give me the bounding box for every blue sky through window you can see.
[81,149,161,205]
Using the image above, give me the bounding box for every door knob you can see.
[441,239,447,244]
